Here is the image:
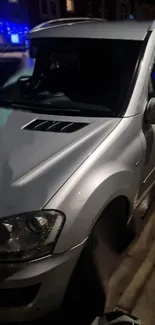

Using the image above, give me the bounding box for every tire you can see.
[58,241,105,325]
[98,199,135,254]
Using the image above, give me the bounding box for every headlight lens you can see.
[0,210,65,262]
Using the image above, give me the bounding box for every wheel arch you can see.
[53,167,136,254]
[91,194,134,258]
[92,195,131,231]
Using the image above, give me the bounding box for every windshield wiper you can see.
[0,98,116,117]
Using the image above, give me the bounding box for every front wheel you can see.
[58,241,105,325]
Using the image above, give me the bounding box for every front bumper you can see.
[0,241,85,322]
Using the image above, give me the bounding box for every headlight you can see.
[0,210,65,262]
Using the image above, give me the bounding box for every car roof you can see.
[29,18,155,41]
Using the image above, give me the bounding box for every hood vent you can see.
[23,119,89,133]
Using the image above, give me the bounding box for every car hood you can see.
[0,108,120,218]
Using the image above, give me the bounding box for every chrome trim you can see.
[143,165,155,184]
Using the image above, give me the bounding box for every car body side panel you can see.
[45,115,145,254]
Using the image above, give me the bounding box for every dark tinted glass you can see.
[1,38,142,117]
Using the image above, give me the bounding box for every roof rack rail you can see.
[31,17,106,33]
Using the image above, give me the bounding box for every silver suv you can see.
[0,18,155,323]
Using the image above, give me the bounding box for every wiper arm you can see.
[0,99,84,116]
[0,98,115,117]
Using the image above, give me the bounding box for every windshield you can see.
[0,38,142,117]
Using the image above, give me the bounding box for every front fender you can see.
[47,163,141,254]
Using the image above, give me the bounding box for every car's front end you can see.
[0,20,145,321]
[0,106,119,321]
[0,235,85,322]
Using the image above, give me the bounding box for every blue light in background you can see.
[128,14,134,20]
[0,19,30,47]
[11,33,19,44]
[152,71,155,80]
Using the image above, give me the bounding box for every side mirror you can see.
[145,98,155,124]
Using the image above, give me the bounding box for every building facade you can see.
[60,0,106,19]
[28,0,60,28]
[117,0,155,21]
[2,0,154,31]
[0,0,29,23]
[60,0,119,20]
[62,0,155,21]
